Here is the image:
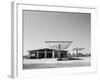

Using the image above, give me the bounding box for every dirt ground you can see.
[23,57,91,69]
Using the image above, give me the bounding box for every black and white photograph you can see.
[23,10,91,69]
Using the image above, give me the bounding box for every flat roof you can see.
[28,48,68,52]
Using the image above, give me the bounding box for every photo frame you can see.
[11,1,97,78]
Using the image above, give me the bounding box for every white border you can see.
[11,2,97,78]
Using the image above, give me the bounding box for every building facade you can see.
[28,48,68,59]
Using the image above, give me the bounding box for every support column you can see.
[52,50,55,58]
[76,48,79,57]
[28,51,31,59]
[45,49,47,58]
[36,51,39,59]
[58,44,61,59]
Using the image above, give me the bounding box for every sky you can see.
[23,10,91,55]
